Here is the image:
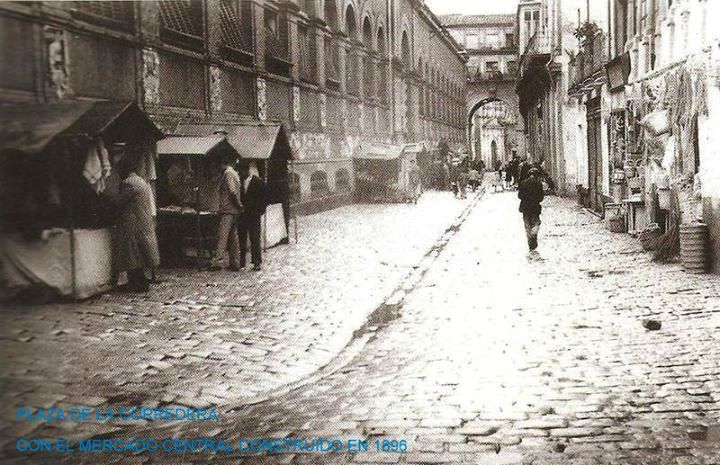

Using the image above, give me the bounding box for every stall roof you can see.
[353,144,404,160]
[402,142,428,154]
[174,122,294,160]
[0,101,162,156]
[157,135,238,157]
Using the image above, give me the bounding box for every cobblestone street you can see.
[0,191,476,449]
[5,190,720,464]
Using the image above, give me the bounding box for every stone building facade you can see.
[516,0,720,273]
[440,13,524,167]
[0,0,466,211]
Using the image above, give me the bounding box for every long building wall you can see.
[0,0,466,210]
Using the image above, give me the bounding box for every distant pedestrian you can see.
[115,154,160,292]
[408,159,422,203]
[238,161,266,271]
[518,167,545,251]
[457,167,469,199]
[210,154,242,271]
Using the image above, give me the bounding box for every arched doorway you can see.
[468,99,516,169]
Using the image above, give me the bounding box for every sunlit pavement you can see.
[8,190,720,465]
[0,191,475,452]
[160,191,717,465]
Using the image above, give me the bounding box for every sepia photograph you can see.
[1,0,719,464]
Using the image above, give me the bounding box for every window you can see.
[485,33,500,48]
[310,171,329,195]
[507,60,518,74]
[299,25,318,83]
[486,61,499,72]
[265,9,290,75]
[325,37,340,87]
[505,33,514,48]
[301,0,316,17]
[465,34,479,49]
[219,0,252,54]
[324,0,339,30]
[159,0,204,48]
[345,4,357,40]
[71,1,135,31]
[335,169,350,191]
[401,31,411,66]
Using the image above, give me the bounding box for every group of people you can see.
[210,156,266,273]
[114,152,266,293]
[450,158,485,199]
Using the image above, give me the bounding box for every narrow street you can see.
[9,189,720,465]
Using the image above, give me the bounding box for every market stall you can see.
[155,136,240,267]
[168,122,294,252]
[353,144,418,203]
[0,101,163,300]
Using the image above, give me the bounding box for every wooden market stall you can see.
[353,143,419,203]
[159,121,294,263]
[0,101,163,300]
[155,135,241,267]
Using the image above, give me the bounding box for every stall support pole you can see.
[290,159,298,244]
[66,144,78,300]
[195,176,203,271]
[262,160,268,251]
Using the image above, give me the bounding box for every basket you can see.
[639,223,662,251]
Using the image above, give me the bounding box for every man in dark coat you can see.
[518,167,544,251]
[237,161,266,271]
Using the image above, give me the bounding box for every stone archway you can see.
[466,80,524,164]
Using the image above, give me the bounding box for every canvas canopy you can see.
[352,144,404,160]
[174,123,293,160]
[0,101,162,156]
[157,135,239,158]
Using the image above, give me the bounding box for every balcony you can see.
[570,32,608,88]
[466,70,515,82]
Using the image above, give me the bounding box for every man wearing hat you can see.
[518,167,545,251]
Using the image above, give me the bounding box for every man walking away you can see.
[238,161,266,271]
[210,154,242,270]
[518,167,544,251]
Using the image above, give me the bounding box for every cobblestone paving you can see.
[6,191,720,465]
[129,192,716,465]
[0,191,475,450]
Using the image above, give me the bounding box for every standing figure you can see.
[408,159,422,203]
[116,155,160,292]
[518,168,545,251]
[210,154,242,270]
[238,161,266,271]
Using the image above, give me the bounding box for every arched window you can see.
[401,30,411,66]
[324,0,338,30]
[289,172,301,203]
[335,168,350,190]
[362,16,373,49]
[310,170,329,195]
[376,26,386,55]
[301,0,316,17]
[345,4,357,40]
